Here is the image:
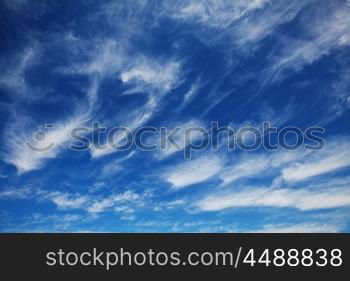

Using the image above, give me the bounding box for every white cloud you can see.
[279,140,350,183]
[233,0,309,47]
[96,0,150,41]
[61,35,182,97]
[0,186,148,216]
[154,199,187,212]
[158,134,350,190]
[162,0,309,52]
[325,64,350,121]
[280,155,350,183]
[47,192,88,209]
[90,58,183,158]
[0,47,39,99]
[219,150,308,185]
[115,205,135,213]
[120,214,136,221]
[1,35,104,174]
[196,186,350,212]
[216,137,350,186]
[86,191,140,213]
[164,0,269,29]
[2,115,86,174]
[0,187,32,199]
[220,155,271,185]
[176,77,203,112]
[183,80,201,104]
[155,119,206,159]
[121,57,182,93]
[17,188,144,214]
[265,1,350,81]
[1,14,184,169]
[163,154,224,188]
[59,39,125,78]
[100,160,123,177]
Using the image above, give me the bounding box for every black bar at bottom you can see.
[0,234,349,278]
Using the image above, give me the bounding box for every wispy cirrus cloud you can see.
[0,46,40,99]
[218,137,350,186]
[0,186,32,199]
[153,119,206,160]
[196,185,350,212]
[1,114,87,174]
[58,39,126,78]
[90,57,183,158]
[162,0,269,29]
[264,0,350,82]
[43,191,88,210]
[121,57,182,94]
[86,191,141,213]
[162,0,310,51]
[277,139,350,183]
[324,62,350,121]
[0,185,150,215]
[230,0,311,48]
[163,154,223,189]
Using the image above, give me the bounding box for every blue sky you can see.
[1,0,350,233]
